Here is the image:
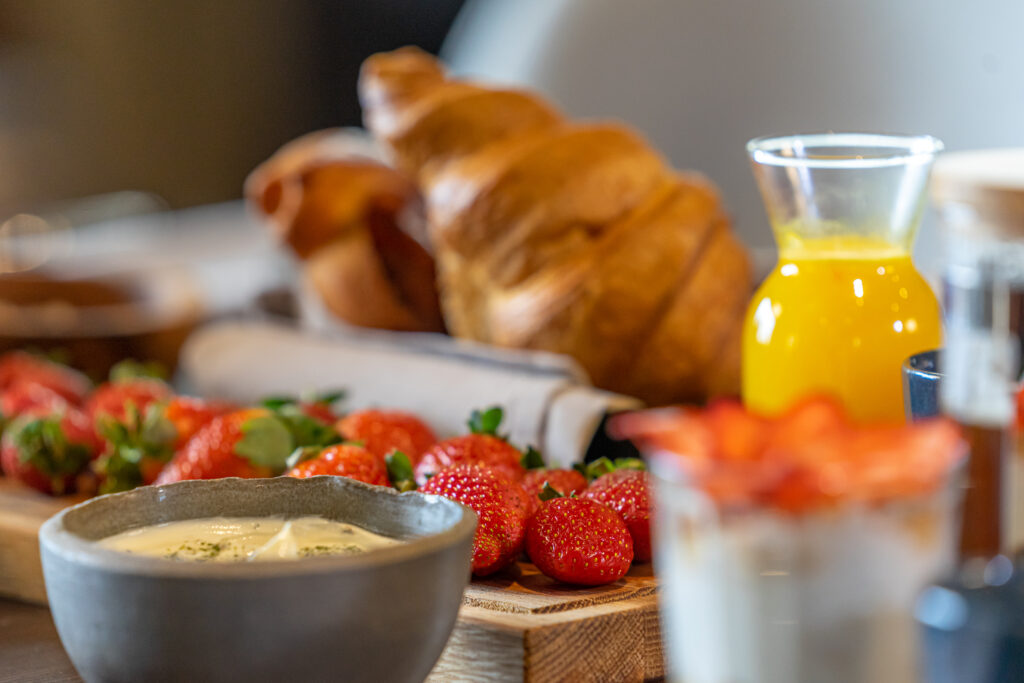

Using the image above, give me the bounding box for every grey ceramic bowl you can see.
[39,476,476,683]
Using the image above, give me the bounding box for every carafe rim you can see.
[748,132,944,170]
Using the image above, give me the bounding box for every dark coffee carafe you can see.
[919,148,1024,682]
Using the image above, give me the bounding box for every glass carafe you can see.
[743,133,944,422]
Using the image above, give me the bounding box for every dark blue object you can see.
[903,349,942,420]
[918,555,1024,683]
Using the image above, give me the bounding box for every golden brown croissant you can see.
[246,129,445,333]
[360,47,751,403]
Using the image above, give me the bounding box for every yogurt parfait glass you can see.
[615,401,965,683]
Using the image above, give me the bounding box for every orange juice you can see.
[742,235,941,422]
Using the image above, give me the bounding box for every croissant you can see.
[359,48,751,404]
[246,129,445,333]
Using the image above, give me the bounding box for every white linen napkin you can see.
[180,320,640,468]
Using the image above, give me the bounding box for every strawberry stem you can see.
[582,456,646,481]
[520,445,545,470]
[386,451,416,492]
[538,482,564,501]
[309,390,346,405]
[467,406,503,436]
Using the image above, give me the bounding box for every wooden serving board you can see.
[0,481,664,682]
[0,481,84,605]
[431,562,663,682]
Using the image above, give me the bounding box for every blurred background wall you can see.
[442,0,1024,259]
[0,0,464,216]
[0,0,1021,262]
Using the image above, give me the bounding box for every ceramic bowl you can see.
[39,476,476,683]
[903,349,942,420]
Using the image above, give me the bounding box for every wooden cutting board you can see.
[0,481,85,605]
[0,480,664,682]
[433,562,663,682]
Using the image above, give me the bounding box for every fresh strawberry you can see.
[287,443,389,486]
[156,408,303,483]
[582,466,653,562]
[164,397,236,450]
[0,380,69,418]
[1,407,99,495]
[521,469,587,500]
[86,378,172,427]
[415,407,524,485]
[420,464,528,576]
[336,409,437,464]
[93,397,233,494]
[0,351,91,405]
[526,495,633,586]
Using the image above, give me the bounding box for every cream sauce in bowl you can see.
[97,516,400,562]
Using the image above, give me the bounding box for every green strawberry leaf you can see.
[260,395,296,411]
[612,457,646,472]
[538,482,564,501]
[13,417,91,478]
[520,445,545,470]
[94,400,178,495]
[97,451,144,494]
[386,451,416,492]
[276,408,341,449]
[583,457,615,481]
[234,416,295,470]
[260,398,342,449]
[139,404,178,450]
[581,456,646,481]
[468,406,504,436]
[308,389,346,405]
[110,359,168,383]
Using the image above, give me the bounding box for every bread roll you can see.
[246,129,444,333]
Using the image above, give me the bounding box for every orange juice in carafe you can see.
[743,134,944,422]
[743,234,941,421]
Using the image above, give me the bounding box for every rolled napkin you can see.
[180,320,640,468]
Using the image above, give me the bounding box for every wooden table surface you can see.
[0,599,79,682]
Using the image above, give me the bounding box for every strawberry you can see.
[1,380,69,418]
[156,408,306,483]
[414,407,524,485]
[287,443,389,486]
[336,409,437,464]
[521,469,587,499]
[1,407,99,495]
[164,397,236,450]
[93,397,233,494]
[582,466,653,562]
[0,351,91,405]
[526,495,633,586]
[420,464,528,576]
[85,378,172,428]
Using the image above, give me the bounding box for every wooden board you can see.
[431,563,663,682]
[0,481,664,682]
[0,481,84,605]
